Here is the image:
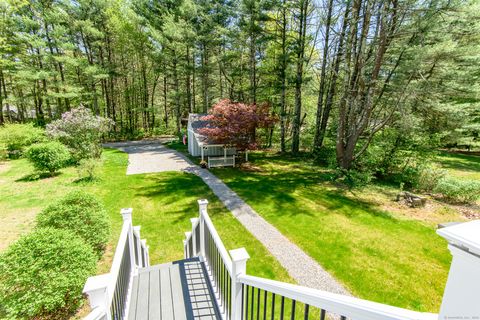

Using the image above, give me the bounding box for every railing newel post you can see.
[198,199,208,258]
[83,273,112,320]
[230,248,250,320]
[437,221,480,318]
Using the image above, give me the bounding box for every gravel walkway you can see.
[188,167,351,295]
[108,140,350,295]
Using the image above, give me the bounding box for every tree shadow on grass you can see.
[134,157,395,228]
[218,164,395,221]
[73,176,101,184]
[437,151,480,173]
[134,172,212,224]
[15,171,61,182]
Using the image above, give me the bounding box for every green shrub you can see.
[152,126,176,136]
[389,162,444,191]
[0,143,7,160]
[77,158,101,181]
[395,163,421,188]
[394,163,442,190]
[314,144,337,167]
[334,168,374,188]
[0,123,45,158]
[365,126,440,183]
[26,141,70,174]
[434,177,480,204]
[36,191,110,255]
[416,166,446,192]
[0,228,96,319]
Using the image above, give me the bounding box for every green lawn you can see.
[0,148,292,317]
[436,151,480,180]
[2,145,473,315]
[207,152,452,312]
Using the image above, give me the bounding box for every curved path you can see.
[105,140,350,295]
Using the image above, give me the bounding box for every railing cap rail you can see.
[437,220,480,256]
[239,274,437,320]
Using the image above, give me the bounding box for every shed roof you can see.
[188,113,218,145]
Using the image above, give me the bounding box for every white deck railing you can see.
[84,199,480,320]
[83,209,150,320]
[184,199,480,320]
[238,275,436,320]
[185,199,234,318]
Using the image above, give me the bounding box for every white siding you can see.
[187,125,236,157]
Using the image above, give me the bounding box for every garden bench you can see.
[208,155,235,168]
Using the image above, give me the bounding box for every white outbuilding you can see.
[187,114,236,166]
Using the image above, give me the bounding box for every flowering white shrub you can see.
[47,107,112,162]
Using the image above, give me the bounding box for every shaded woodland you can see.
[1,0,479,169]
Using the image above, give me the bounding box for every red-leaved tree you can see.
[198,99,277,150]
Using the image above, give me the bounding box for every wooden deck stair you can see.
[128,257,222,320]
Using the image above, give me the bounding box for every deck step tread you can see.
[127,258,221,319]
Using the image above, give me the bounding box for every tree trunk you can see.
[163,72,168,128]
[335,0,398,169]
[201,44,209,113]
[0,69,4,125]
[1,73,11,123]
[186,46,193,113]
[89,82,99,115]
[291,0,309,154]
[106,33,117,128]
[17,87,26,122]
[313,0,334,151]
[141,59,149,131]
[44,21,63,115]
[34,81,45,126]
[173,51,181,133]
[249,31,257,104]
[315,2,349,150]
[192,51,196,112]
[279,0,287,153]
[151,74,160,129]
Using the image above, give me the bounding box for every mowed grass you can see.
[0,148,292,283]
[436,151,480,180]
[210,152,452,312]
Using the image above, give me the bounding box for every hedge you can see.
[0,228,97,319]
[36,191,110,256]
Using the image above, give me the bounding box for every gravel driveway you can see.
[104,140,195,175]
